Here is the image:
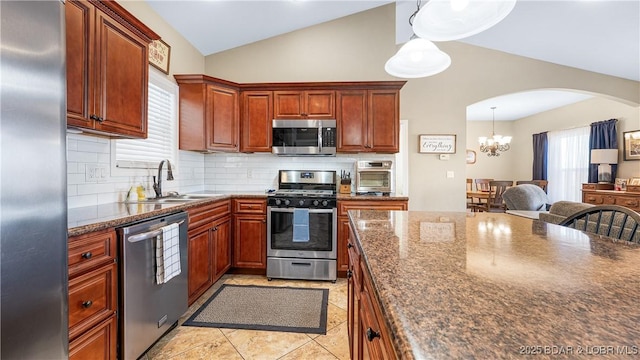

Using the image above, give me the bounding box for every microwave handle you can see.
[318,122,322,153]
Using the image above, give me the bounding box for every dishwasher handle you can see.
[127,219,185,243]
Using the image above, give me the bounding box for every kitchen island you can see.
[347,210,640,359]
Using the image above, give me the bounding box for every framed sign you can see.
[623,130,640,161]
[466,149,476,164]
[149,39,171,74]
[419,134,456,154]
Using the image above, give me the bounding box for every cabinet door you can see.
[94,10,148,138]
[337,217,351,273]
[273,91,304,119]
[69,315,117,360]
[337,90,367,152]
[66,0,94,129]
[368,90,399,153]
[213,217,232,279]
[273,90,334,119]
[233,214,267,269]
[241,91,272,152]
[188,225,213,304]
[207,85,239,151]
[305,90,335,118]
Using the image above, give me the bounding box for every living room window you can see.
[547,126,590,203]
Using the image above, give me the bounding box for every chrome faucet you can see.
[153,159,174,198]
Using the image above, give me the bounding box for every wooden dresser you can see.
[582,183,640,212]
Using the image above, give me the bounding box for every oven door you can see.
[356,170,392,193]
[267,206,337,259]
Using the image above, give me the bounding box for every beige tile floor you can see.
[142,274,349,360]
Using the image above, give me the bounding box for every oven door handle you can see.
[268,207,335,214]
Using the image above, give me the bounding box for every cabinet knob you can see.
[366,327,380,342]
[213,226,218,231]
[81,252,92,260]
[89,114,104,122]
[347,243,353,249]
[82,300,93,308]
[347,270,352,278]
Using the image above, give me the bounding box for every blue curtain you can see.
[588,119,618,183]
[532,132,547,180]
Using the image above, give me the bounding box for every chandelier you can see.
[478,107,511,157]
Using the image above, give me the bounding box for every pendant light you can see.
[413,0,517,42]
[385,0,451,78]
[478,107,511,157]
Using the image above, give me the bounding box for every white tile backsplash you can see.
[67,133,393,208]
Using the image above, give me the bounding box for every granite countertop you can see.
[348,210,640,359]
[337,193,408,201]
[68,191,267,237]
[68,191,407,237]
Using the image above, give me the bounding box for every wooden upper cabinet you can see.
[175,75,240,152]
[207,85,239,151]
[240,91,273,152]
[337,89,400,153]
[368,90,399,153]
[65,0,158,138]
[273,90,335,119]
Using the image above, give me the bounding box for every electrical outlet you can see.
[86,165,107,182]
[446,171,454,179]
[247,169,253,179]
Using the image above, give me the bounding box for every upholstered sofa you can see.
[538,201,594,224]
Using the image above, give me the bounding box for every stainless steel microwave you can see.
[272,119,336,156]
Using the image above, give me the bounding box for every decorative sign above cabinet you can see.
[149,39,171,74]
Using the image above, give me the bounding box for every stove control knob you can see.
[298,200,305,206]
[322,200,328,207]
[284,199,290,206]
[313,200,319,206]
[275,199,281,206]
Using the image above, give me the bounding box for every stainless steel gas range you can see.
[266,170,337,282]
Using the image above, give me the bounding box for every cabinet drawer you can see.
[68,230,116,277]
[338,200,407,217]
[69,314,117,360]
[615,196,640,210]
[69,262,117,340]
[583,194,604,205]
[187,200,231,229]
[233,198,266,214]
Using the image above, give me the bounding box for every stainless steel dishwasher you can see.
[117,211,188,360]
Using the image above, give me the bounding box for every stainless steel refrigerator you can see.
[1,1,68,358]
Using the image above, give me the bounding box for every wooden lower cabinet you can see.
[582,184,640,212]
[68,229,118,360]
[69,315,117,360]
[348,224,397,359]
[232,199,267,270]
[337,199,407,275]
[186,200,232,305]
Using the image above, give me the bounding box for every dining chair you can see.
[558,205,640,243]
[466,178,484,212]
[533,180,548,192]
[479,180,513,212]
[516,180,548,193]
[475,178,492,192]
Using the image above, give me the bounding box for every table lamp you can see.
[590,149,618,183]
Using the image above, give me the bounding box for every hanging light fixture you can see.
[478,106,511,157]
[385,0,451,78]
[412,0,517,42]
